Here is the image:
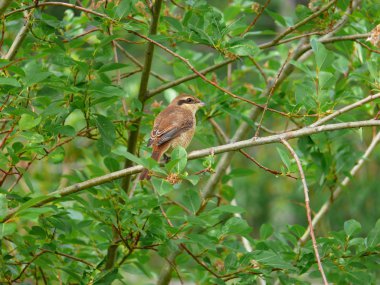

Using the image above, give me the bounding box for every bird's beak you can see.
[199,101,206,107]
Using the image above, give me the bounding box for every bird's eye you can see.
[186,98,193,103]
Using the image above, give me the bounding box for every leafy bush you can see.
[0,0,379,284]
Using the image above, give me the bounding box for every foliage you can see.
[0,0,380,284]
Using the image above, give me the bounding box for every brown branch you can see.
[114,41,167,82]
[43,249,95,268]
[260,0,337,48]
[239,149,297,179]
[355,39,380,54]
[147,59,234,98]
[240,0,271,36]
[12,250,47,282]
[62,27,101,43]
[281,139,328,285]
[4,2,113,21]
[254,49,293,137]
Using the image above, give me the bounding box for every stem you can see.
[281,139,329,285]
[121,0,163,192]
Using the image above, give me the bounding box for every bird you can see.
[139,94,205,180]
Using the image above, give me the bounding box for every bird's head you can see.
[170,94,205,113]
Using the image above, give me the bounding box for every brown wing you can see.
[148,106,194,147]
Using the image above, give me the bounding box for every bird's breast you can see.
[170,127,195,149]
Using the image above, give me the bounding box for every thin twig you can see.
[62,27,101,42]
[260,0,337,48]
[239,149,297,179]
[114,41,167,82]
[299,131,380,243]
[240,0,271,36]
[4,2,113,21]
[311,93,380,127]
[147,59,234,98]
[355,40,380,54]
[281,139,328,285]
[12,250,48,282]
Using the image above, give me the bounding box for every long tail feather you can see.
[139,149,162,180]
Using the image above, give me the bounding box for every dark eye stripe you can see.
[177,98,194,105]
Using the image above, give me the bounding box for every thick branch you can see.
[122,0,163,191]
[2,119,380,223]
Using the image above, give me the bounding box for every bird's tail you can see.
[139,149,162,180]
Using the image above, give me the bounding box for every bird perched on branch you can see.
[139,94,205,180]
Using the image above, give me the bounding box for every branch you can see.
[121,0,163,191]
[299,131,380,243]
[2,120,380,223]
[240,0,271,36]
[147,59,234,98]
[280,139,328,285]
[0,0,12,16]
[4,2,114,21]
[3,10,32,60]
[260,0,337,48]
[311,93,380,127]
[130,30,291,118]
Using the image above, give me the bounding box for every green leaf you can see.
[221,217,251,236]
[98,63,128,73]
[367,219,380,248]
[253,250,294,270]
[0,77,21,87]
[93,268,119,285]
[344,219,362,237]
[151,177,173,195]
[166,146,187,173]
[0,194,8,219]
[94,114,115,154]
[260,224,274,240]
[115,0,131,18]
[277,147,291,170]
[0,223,17,238]
[311,38,327,70]
[19,114,41,130]
[210,205,245,214]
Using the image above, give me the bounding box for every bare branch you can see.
[3,10,32,60]
[281,139,328,285]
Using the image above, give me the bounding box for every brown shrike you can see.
[139,94,205,180]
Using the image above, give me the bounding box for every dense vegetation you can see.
[0,0,379,284]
